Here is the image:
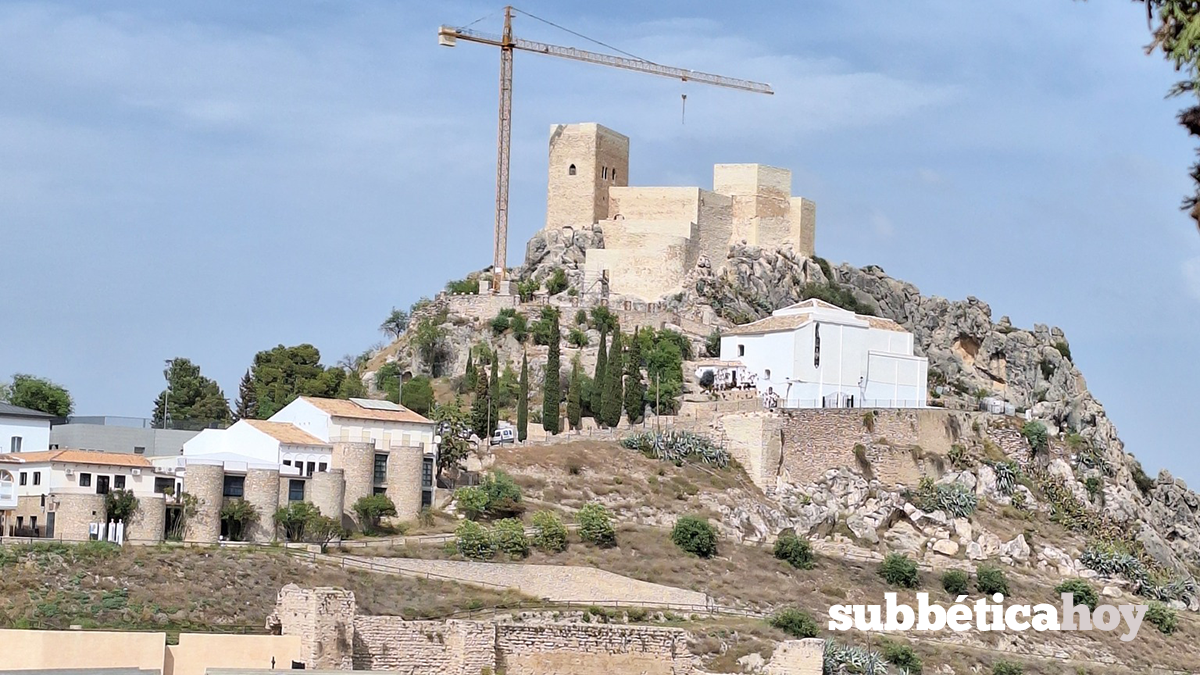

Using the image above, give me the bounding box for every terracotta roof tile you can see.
[299,397,433,425]
[0,450,153,468]
[724,314,813,336]
[243,420,330,446]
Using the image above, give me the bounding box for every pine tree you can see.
[517,351,529,442]
[463,351,477,391]
[234,369,257,420]
[592,328,608,418]
[623,327,646,424]
[542,308,562,435]
[488,353,499,436]
[567,356,582,431]
[601,330,625,427]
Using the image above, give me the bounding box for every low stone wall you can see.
[497,623,691,675]
[351,617,493,674]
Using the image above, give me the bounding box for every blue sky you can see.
[2,1,1198,484]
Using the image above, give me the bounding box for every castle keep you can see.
[544,123,817,302]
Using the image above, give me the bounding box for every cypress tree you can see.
[234,369,257,420]
[602,330,625,427]
[591,328,608,417]
[517,351,529,441]
[469,364,491,439]
[463,351,477,391]
[488,352,499,436]
[567,356,582,431]
[624,327,646,424]
[542,308,562,434]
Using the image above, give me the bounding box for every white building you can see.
[719,299,929,409]
[181,419,332,476]
[0,449,156,537]
[269,397,437,455]
[0,402,53,455]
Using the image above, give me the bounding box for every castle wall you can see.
[792,197,817,257]
[51,492,107,541]
[719,409,974,491]
[332,442,376,528]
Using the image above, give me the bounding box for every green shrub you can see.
[219,499,258,542]
[274,501,321,541]
[767,608,819,638]
[1130,460,1155,495]
[880,638,923,674]
[1020,421,1048,455]
[545,267,568,295]
[976,565,1009,596]
[992,661,1024,675]
[446,276,478,294]
[491,518,529,558]
[1053,340,1072,361]
[1055,578,1098,610]
[1083,476,1103,501]
[574,309,588,326]
[879,553,919,588]
[577,502,616,547]
[531,510,569,553]
[455,520,495,560]
[104,488,139,523]
[941,569,969,595]
[704,330,721,358]
[773,532,815,570]
[948,443,970,468]
[671,515,718,558]
[1146,601,1178,634]
[455,471,524,520]
[353,494,398,535]
[907,477,978,518]
[567,327,589,348]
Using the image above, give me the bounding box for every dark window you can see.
[421,457,434,488]
[32,472,40,486]
[602,166,607,179]
[95,475,110,495]
[306,462,316,477]
[282,460,291,467]
[18,472,27,486]
[114,475,126,489]
[79,473,92,487]
[133,446,145,455]
[10,437,22,453]
[814,324,821,367]
[288,480,305,502]
[612,169,618,181]
[568,164,576,176]
[30,516,36,531]
[154,477,174,494]
[223,475,245,498]
[373,454,388,484]
[16,516,22,529]
[372,486,387,496]
[737,344,745,357]
[40,495,45,507]
[318,462,328,473]
[421,490,432,508]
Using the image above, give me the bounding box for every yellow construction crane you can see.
[438,6,774,293]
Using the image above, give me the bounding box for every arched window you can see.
[612,169,618,181]
[568,164,576,176]
[764,369,771,379]
[602,167,608,179]
[814,324,821,367]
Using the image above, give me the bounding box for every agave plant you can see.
[990,460,1019,496]
[621,430,730,468]
[823,639,891,674]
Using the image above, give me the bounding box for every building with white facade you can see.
[719,299,929,409]
[0,402,53,455]
[0,449,155,537]
[181,419,332,476]
[269,397,437,453]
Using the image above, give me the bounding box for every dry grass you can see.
[0,542,523,637]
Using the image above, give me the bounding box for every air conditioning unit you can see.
[130,468,141,476]
[65,468,75,477]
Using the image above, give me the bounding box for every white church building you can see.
[719,299,929,409]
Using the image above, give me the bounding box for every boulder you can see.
[932,539,960,557]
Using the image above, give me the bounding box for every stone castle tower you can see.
[542,122,817,301]
[545,123,630,230]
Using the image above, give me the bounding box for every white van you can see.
[490,427,516,445]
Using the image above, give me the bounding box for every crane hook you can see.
[681,93,687,125]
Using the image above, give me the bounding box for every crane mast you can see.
[438,6,774,293]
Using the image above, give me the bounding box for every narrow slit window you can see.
[568,164,576,176]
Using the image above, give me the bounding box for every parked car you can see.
[490,427,516,445]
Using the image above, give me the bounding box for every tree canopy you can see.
[245,344,363,419]
[1,373,73,417]
[152,358,231,429]
[380,307,410,339]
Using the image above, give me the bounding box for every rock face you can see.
[520,225,603,288]
[682,246,1200,570]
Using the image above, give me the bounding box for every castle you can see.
[544,123,817,302]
